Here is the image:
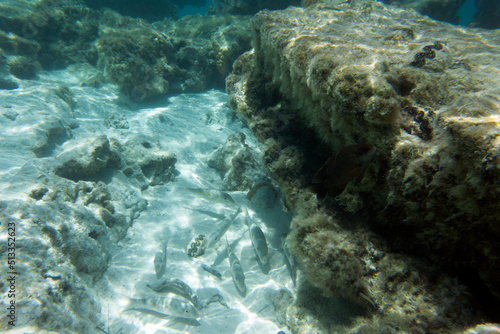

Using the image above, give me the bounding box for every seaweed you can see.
[409,42,444,68]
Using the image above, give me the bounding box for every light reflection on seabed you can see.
[94,95,295,332]
[100,195,295,333]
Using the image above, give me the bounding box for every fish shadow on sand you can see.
[169,317,201,327]
[211,247,230,268]
[211,236,244,267]
[122,309,201,327]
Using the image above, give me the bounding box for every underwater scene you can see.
[0,0,499,333]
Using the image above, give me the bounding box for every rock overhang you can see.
[227,2,500,332]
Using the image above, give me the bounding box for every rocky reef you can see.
[0,0,99,70]
[0,0,252,101]
[227,1,499,332]
[96,11,251,101]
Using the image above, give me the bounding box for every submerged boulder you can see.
[228,2,499,332]
[54,135,120,181]
[120,135,178,188]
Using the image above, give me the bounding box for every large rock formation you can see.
[227,1,499,332]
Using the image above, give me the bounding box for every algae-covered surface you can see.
[227,1,500,333]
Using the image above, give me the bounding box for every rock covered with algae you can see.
[0,0,252,101]
[227,1,499,333]
[95,11,252,101]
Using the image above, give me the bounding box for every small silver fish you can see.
[281,234,296,286]
[250,225,268,265]
[226,238,246,295]
[124,296,199,320]
[186,188,235,204]
[243,205,268,265]
[201,263,223,280]
[147,278,199,308]
[154,241,167,279]
[206,206,242,248]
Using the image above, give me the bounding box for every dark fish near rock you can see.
[246,181,279,209]
[246,182,277,201]
[311,144,376,200]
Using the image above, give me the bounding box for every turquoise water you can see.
[1,0,498,333]
[178,0,213,17]
[182,0,480,25]
[457,0,477,25]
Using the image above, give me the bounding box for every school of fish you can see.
[122,144,375,327]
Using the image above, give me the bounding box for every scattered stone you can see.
[207,132,266,190]
[54,135,120,181]
[2,108,18,120]
[0,77,19,90]
[120,135,178,187]
[32,119,72,158]
[104,114,129,129]
[8,56,39,79]
[29,187,48,200]
[53,85,76,110]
